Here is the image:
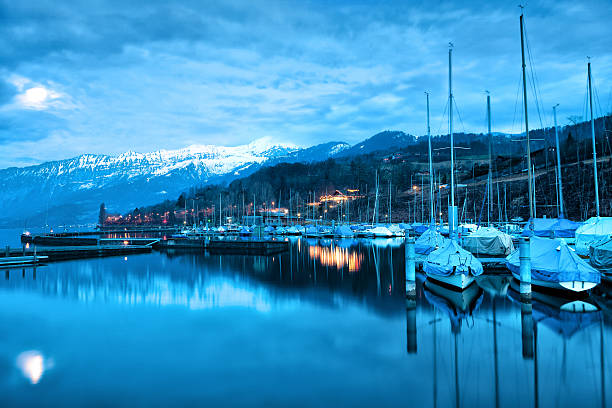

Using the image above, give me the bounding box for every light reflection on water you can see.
[0,238,609,408]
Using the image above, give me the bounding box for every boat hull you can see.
[425,272,475,290]
[510,271,596,293]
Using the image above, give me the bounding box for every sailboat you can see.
[364,171,394,238]
[575,60,612,255]
[505,237,600,293]
[424,239,484,289]
[423,44,483,290]
[463,94,514,256]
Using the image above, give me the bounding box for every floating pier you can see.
[4,244,152,262]
[0,255,48,268]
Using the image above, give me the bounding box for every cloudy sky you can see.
[1,0,611,168]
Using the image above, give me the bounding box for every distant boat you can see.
[463,226,514,257]
[589,237,612,281]
[424,240,484,289]
[521,217,582,239]
[415,227,448,255]
[334,225,354,237]
[575,217,612,256]
[364,226,394,238]
[505,237,600,293]
[285,226,300,235]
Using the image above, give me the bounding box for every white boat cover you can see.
[589,237,612,271]
[305,226,318,235]
[424,240,483,277]
[415,228,448,255]
[387,224,403,235]
[263,225,275,233]
[575,217,612,255]
[334,225,354,237]
[521,217,583,238]
[462,226,514,256]
[505,237,600,284]
[368,226,394,237]
[285,226,300,234]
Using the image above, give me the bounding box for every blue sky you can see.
[0,0,611,168]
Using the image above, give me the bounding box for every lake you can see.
[0,236,609,407]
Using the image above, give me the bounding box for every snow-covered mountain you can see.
[0,138,349,227]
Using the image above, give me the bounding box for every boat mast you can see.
[374,171,379,225]
[588,60,600,217]
[426,92,434,225]
[449,43,456,239]
[553,104,565,218]
[520,11,535,227]
[487,92,493,226]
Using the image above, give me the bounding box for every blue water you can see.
[0,238,609,407]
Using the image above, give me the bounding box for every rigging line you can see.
[436,98,450,137]
[452,95,467,135]
[511,72,523,135]
[523,18,546,129]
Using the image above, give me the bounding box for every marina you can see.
[0,235,609,407]
[1,1,611,406]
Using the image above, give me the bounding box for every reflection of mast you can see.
[493,298,500,408]
[389,247,394,291]
[534,321,539,408]
[433,309,438,408]
[454,332,460,408]
[601,320,606,408]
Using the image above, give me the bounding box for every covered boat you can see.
[263,225,275,234]
[521,217,583,238]
[415,227,448,255]
[387,224,404,237]
[462,226,514,256]
[304,225,319,237]
[334,225,354,237]
[365,226,394,238]
[285,226,300,235]
[575,217,612,256]
[589,237,612,273]
[238,226,252,236]
[505,237,600,292]
[424,240,483,289]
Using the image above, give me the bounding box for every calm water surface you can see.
[0,237,609,407]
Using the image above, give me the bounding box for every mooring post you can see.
[519,237,531,300]
[22,244,26,256]
[5,245,9,257]
[33,245,37,263]
[405,231,416,296]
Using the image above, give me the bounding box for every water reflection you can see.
[0,238,609,407]
[15,351,50,385]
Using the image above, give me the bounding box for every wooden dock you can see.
[3,245,152,262]
[0,255,49,268]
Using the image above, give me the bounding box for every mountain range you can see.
[0,136,358,227]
